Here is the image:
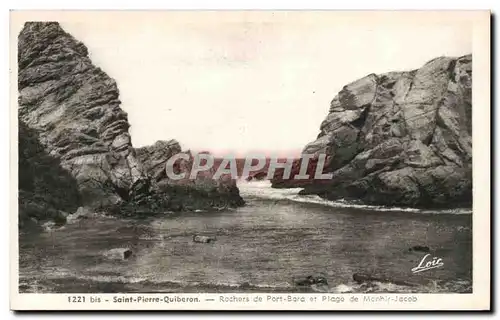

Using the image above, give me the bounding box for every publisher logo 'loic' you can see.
[164,153,333,181]
[411,254,444,274]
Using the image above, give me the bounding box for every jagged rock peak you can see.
[18,22,244,211]
[18,21,143,205]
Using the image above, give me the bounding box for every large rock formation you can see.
[18,21,144,206]
[18,21,243,219]
[18,121,81,228]
[133,142,244,211]
[273,55,472,208]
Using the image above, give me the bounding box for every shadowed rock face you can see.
[273,55,472,208]
[18,120,81,228]
[19,21,143,206]
[133,142,245,210]
[18,21,243,213]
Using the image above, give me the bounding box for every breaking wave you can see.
[237,180,472,215]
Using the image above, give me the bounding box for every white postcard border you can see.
[9,10,491,311]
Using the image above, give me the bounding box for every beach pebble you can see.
[294,275,328,287]
[103,248,133,260]
[408,245,430,253]
[192,235,216,243]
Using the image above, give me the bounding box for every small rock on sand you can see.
[192,235,216,243]
[103,248,133,260]
[408,245,430,253]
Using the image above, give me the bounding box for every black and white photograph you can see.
[10,10,491,311]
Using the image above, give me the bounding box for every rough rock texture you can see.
[18,121,81,228]
[18,21,243,216]
[134,143,244,211]
[273,55,472,208]
[19,22,143,206]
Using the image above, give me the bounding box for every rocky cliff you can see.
[18,21,243,221]
[273,55,472,208]
[18,21,144,206]
[133,142,244,211]
[18,120,81,228]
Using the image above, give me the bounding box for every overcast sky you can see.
[56,12,472,156]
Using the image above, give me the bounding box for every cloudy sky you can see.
[51,12,473,156]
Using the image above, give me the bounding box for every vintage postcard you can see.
[10,10,490,311]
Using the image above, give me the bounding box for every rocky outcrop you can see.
[18,121,81,228]
[273,55,472,208]
[133,142,244,211]
[18,21,243,217]
[19,22,143,206]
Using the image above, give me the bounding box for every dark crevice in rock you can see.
[350,105,370,129]
[425,59,461,147]
[447,59,458,83]
[423,128,434,146]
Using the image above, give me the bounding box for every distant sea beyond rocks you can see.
[17,22,472,230]
[272,55,472,209]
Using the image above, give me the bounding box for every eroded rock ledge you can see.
[18,22,243,224]
[272,55,472,208]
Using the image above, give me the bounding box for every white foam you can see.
[332,284,354,293]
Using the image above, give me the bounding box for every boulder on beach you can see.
[103,248,133,260]
[294,275,328,287]
[66,206,94,223]
[353,273,416,287]
[409,245,430,253]
[192,235,216,243]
